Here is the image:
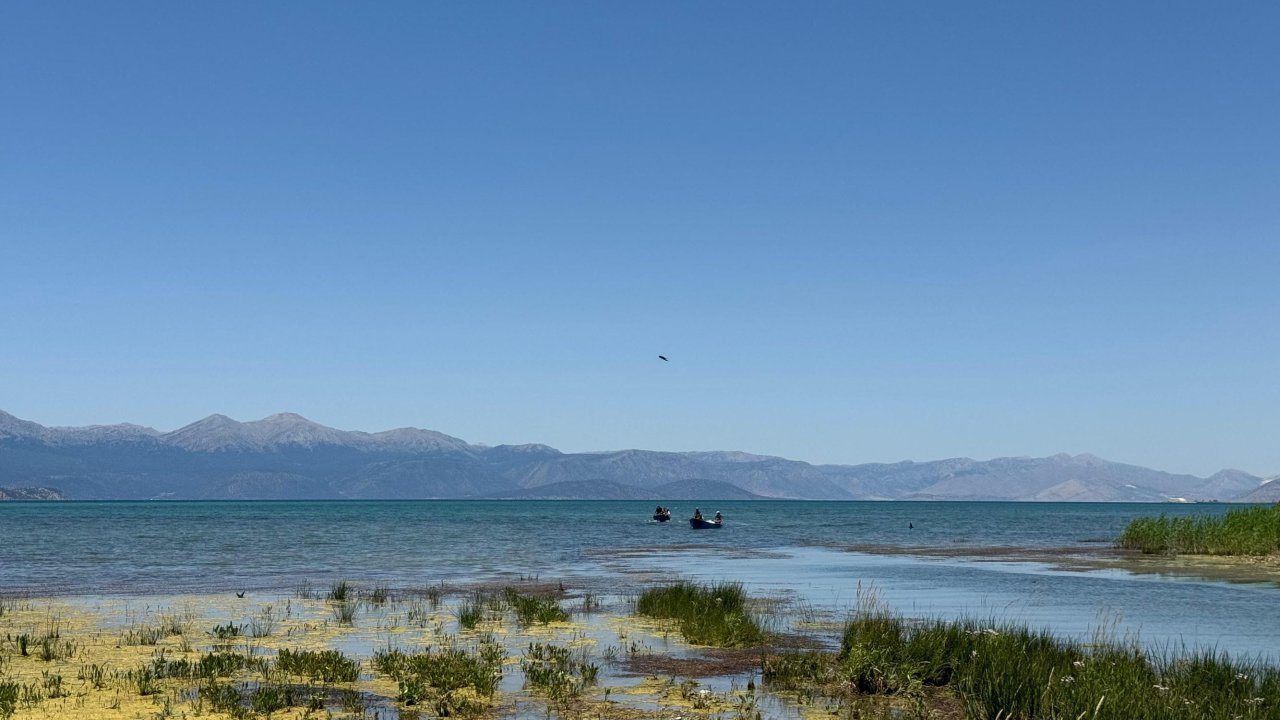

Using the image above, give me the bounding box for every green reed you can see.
[635,581,765,647]
[1119,504,1280,555]
[763,608,1280,720]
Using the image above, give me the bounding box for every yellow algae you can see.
[2,591,832,720]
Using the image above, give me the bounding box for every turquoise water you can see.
[2,500,1276,658]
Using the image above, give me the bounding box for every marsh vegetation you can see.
[1119,503,1280,556]
[763,597,1280,720]
[636,581,766,647]
[1,577,1277,720]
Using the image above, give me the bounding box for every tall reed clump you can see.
[763,606,1280,720]
[1119,504,1280,556]
[635,582,765,647]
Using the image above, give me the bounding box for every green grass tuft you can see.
[276,648,360,684]
[504,587,569,625]
[635,582,765,647]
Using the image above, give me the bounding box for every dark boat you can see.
[689,517,722,529]
[653,511,672,522]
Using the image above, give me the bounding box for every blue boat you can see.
[689,517,722,529]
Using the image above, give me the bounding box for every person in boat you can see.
[656,505,664,515]
[714,511,722,524]
[693,508,703,521]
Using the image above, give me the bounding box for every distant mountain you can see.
[650,478,766,500]
[0,486,65,501]
[0,409,1271,502]
[498,480,657,500]
[1236,477,1280,504]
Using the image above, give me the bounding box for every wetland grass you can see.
[275,648,360,684]
[504,587,570,625]
[636,581,765,647]
[368,584,392,605]
[763,608,1280,720]
[0,681,16,720]
[520,642,599,702]
[1119,503,1280,556]
[372,640,505,716]
[331,599,359,625]
[327,580,353,602]
[455,595,486,630]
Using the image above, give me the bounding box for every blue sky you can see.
[2,2,1277,476]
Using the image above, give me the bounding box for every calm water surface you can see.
[2,500,1275,658]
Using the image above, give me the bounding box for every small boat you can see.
[689,517,722,529]
[653,511,672,522]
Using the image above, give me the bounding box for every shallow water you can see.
[2,499,1276,659]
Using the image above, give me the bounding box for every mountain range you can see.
[0,410,1274,502]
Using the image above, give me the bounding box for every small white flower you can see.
[1153,684,1169,691]
[1072,660,1085,668]
[1061,675,1075,684]
[1236,673,1249,681]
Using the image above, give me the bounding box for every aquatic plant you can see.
[198,681,244,717]
[37,635,75,662]
[373,640,505,715]
[455,596,485,630]
[120,625,164,646]
[248,606,276,638]
[1119,504,1280,556]
[328,580,352,602]
[210,622,243,640]
[504,587,569,625]
[77,662,109,689]
[127,665,160,696]
[368,584,392,605]
[635,582,765,647]
[0,680,16,719]
[332,598,360,625]
[294,579,318,599]
[763,606,1280,720]
[521,642,599,702]
[275,648,360,683]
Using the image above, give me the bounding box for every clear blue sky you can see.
[2,2,1277,477]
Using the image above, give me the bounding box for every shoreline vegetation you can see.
[1119,503,1280,556]
[3,580,1278,720]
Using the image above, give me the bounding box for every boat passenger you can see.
[714,511,722,524]
[693,508,703,521]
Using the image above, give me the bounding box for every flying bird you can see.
[235,591,245,598]
[658,355,668,361]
